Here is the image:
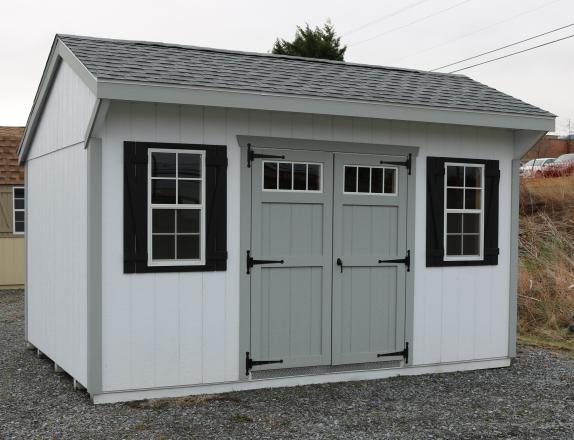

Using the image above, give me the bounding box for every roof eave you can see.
[97,80,555,132]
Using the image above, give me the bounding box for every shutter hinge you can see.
[377,342,409,364]
[245,352,283,375]
[247,143,285,168]
[380,153,412,175]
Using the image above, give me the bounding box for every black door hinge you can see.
[380,153,412,175]
[377,342,409,364]
[247,143,285,167]
[245,352,283,375]
[246,250,285,274]
[379,250,411,272]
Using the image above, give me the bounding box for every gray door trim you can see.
[238,135,418,378]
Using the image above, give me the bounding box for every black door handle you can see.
[336,258,343,273]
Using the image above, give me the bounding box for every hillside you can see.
[519,176,574,351]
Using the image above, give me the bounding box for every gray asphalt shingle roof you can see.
[59,34,554,118]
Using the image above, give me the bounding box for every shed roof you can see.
[58,34,553,119]
[0,127,25,185]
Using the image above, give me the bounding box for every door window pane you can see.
[371,168,383,193]
[384,169,396,194]
[263,162,278,190]
[279,163,292,190]
[293,163,307,190]
[308,164,321,191]
[344,166,357,192]
[357,167,370,193]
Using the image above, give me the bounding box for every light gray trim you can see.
[18,38,98,164]
[237,135,419,157]
[86,137,103,395]
[238,135,418,377]
[508,159,520,358]
[97,80,555,132]
[239,145,251,379]
[513,130,549,159]
[84,99,102,145]
[24,163,29,341]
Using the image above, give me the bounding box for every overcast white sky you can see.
[1,0,573,133]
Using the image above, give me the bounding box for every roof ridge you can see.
[57,33,467,78]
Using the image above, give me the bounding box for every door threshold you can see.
[251,359,402,380]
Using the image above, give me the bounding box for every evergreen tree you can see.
[272,21,346,61]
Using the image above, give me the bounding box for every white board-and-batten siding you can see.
[26,61,97,386]
[97,101,512,392]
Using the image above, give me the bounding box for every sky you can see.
[1,0,573,134]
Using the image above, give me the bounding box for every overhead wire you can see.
[431,22,574,71]
[349,0,474,47]
[394,0,565,62]
[448,32,574,73]
[342,0,434,37]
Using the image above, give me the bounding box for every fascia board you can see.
[97,80,556,132]
[18,38,98,163]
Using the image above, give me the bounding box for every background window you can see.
[148,150,204,266]
[444,164,484,259]
[13,187,24,234]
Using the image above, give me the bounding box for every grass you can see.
[519,176,574,351]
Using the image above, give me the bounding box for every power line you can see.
[342,0,434,37]
[448,32,574,73]
[431,22,574,71]
[395,0,565,62]
[350,0,474,47]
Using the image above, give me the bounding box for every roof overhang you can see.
[19,37,555,163]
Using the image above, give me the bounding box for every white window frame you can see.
[12,186,24,235]
[342,165,398,196]
[262,160,323,193]
[443,162,485,262]
[147,148,206,267]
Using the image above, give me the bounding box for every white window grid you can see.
[147,149,206,267]
[342,165,398,196]
[12,186,24,235]
[262,160,323,193]
[443,163,485,261]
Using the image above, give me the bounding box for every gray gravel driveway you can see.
[1,289,573,439]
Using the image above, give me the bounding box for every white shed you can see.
[19,35,554,404]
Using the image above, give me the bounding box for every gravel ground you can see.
[1,290,574,439]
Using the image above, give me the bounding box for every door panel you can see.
[332,153,408,365]
[250,148,333,370]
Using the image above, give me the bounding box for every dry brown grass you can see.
[519,176,574,349]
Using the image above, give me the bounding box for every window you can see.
[13,187,24,234]
[148,149,205,266]
[343,165,397,195]
[444,164,484,260]
[426,157,499,267]
[124,142,227,274]
[263,161,322,192]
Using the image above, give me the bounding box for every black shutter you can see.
[426,157,445,267]
[123,141,227,274]
[483,160,500,265]
[426,157,499,267]
[124,142,148,274]
[205,145,228,271]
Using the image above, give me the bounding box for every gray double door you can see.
[249,148,408,372]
